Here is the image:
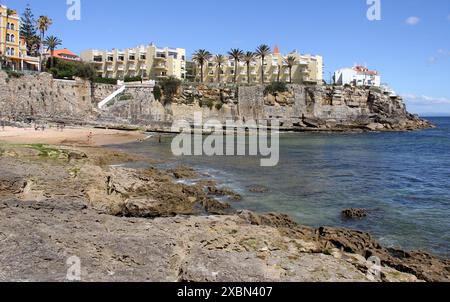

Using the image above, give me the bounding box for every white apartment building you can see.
[334,65,381,87]
[81,44,186,80]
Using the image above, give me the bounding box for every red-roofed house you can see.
[51,48,81,62]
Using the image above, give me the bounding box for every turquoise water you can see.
[110,117,450,257]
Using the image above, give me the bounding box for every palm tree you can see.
[44,35,62,68]
[4,9,15,56]
[192,49,212,83]
[37,16,53,71]
[243,52,256,84]
[227,48,244,83]
[284,56,297,83]
[214,54,226,83]
[255,45,271,84]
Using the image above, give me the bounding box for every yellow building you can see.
[81,44,187,80]
[198,46,323,85]
[0,4,39,71]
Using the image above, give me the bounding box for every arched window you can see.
[6,48,11,56]
[11,48,15,56]
[10,23,15,30]
[6,34,10,42]
[10,34,15,43]
[6,23,10,29]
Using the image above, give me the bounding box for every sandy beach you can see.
[0,126,146,146]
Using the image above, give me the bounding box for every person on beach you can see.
[87,131,93,145]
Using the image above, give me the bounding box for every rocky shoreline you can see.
[0,143,448,282]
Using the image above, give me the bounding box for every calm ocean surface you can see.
[110,117,450,257]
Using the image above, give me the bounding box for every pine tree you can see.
[20,4,38,54]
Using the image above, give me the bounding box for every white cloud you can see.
[402,94,450,105]
[405,16,420,25]
[427,49,450,64]
[427,56,437,64]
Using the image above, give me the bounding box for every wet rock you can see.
[67,151,87,161]
[206,185,242,201]
[247,185,269,193]
[167,166,199,179]
[0,172,26,195]
[342,208,368,219]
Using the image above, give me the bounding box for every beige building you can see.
[197,47,323,85]
[81,44,186,80]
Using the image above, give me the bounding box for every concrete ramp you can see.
[98,85,126,109]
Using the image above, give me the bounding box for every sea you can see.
[109,117,450,258]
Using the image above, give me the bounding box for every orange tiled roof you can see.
[273,45,280,55]
[52,48,81,61]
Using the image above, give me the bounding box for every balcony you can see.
[117,66,124,71]
[128,65,136,70]
[299,59,309,65]
[93,56,103,63]
[154,63,167,69]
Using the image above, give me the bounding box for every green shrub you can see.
[47,58,96,81]
[5,70,24,78]
[94,77,118,85]
[215,102,223,110]
[153,85,162,101]
[159,76,181,104]
[124,76,142,83]
[200,98,214,109]
[118,93,133,101]
[264,81,288,96]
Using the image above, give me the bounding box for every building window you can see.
[6,34,10,42]
[10,23,15,30]
[6,23,10,29]
[11,34,15,42]
[11,48,15,56]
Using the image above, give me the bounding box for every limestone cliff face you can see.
[0,72,431,131]
[0,71,116,122]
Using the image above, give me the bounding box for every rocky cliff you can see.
[0,71,432,131]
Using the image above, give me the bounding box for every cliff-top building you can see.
[81,44,186,80]
[195,46,324,85]
[0,4,39,71]
[334,65,381,87]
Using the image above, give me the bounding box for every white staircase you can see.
[98,85,126,109]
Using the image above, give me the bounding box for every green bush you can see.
[215,102,223,110]
[5,70,24,78]
[264,81,288,96]
[200,99,214,109]
[94,77,118,85]
[48,58,96,81]
[118,93,133,101]
[153,85,162,101]
[124,76,142,83]
[159,76,181,104]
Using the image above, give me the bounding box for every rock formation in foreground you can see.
[0,71,432,132]
[0,144,448,282]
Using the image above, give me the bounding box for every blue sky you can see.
[3,0,450,115]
